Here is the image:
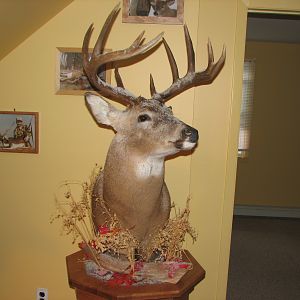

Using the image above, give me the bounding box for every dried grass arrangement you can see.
[51,165,197,284]
[147,198,197,261]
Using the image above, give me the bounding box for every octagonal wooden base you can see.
[66,250,205,300]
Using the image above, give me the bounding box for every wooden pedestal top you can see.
[66,250,205,300]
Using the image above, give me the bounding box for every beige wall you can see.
[1,1,298,300]
[235,41,300,208]
[0,1,245,299]
[190,1,247,298]
[248,0,300,12]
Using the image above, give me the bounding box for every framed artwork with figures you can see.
[122,0,184,24]
[55,47,111,95]
[0,111,39,154]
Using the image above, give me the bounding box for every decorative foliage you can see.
[51,165,197,278]
[148,198,197,261]
[51,165,138,269]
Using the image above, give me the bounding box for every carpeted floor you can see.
[227,216,300,300]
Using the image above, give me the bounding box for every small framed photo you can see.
[55,48,112,95]
[122,0,184,25]
[0,111,39,154]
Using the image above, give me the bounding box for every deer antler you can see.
[150,25,226,103]
[82,3,163,104]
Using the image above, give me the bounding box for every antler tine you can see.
[114,68,124,88]
[82,5,163,104]
[150,74,157,97]
[162,38,179,83]
[207,38,214,66]
[150,37,179,99]
[153,25,226,103]
[93,3,121,57]
[82,23,94,65]
[129,31,145,50]
[184,25,195,73]
[202,41,226,80]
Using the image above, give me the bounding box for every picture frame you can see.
[55,47,112,95]
[122,0,184,25]
[0,111,39,154]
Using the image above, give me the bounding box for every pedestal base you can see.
[66,250,205,300]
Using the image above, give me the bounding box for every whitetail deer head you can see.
[82,4,225,271]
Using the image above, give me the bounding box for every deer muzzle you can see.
[182,125,198,143]
[175,125,198,150]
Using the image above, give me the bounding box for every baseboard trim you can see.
[234,205,300,218]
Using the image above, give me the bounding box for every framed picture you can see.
[122,0,184,24]
[55,48,112,95]
[0,111,39,154]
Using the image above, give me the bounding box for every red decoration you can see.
[108,273,136,287]
[98,225,110,234]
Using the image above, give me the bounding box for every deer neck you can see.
[103,135,165,203]
[105,135,165,180]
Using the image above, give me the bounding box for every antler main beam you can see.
[82,4,163,104]
[151,25,226,103]
[83,4,225,105]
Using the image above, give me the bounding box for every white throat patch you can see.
[135,157,164,179]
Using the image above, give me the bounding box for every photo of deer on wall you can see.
[123,0,184,24]
[56,48,111,95]
[0,111,39,153]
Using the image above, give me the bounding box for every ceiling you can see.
[0,2,299,61]
[0,0,73,61]
[247,14,300,43]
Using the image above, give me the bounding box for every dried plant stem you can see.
[84,191,96,235]
[74,223,102,267]
[51,165,197,273]
[67,182,94,241]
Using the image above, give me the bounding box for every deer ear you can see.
[85,93,120,128]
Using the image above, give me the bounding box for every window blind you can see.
[238,59,256,157]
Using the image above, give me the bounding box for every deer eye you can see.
[138,114,151,122]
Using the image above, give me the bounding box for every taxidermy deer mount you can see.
[82,4,225,271]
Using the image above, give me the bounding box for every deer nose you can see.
[182,126,199,143]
